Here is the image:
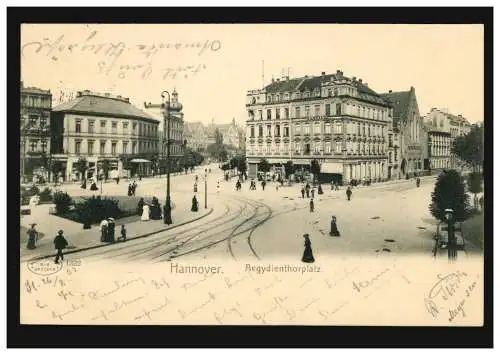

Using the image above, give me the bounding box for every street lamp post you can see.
[144,91,172,225]
[204,168,207,209]
[444,208,456,261]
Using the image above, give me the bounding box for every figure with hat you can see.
[329,216,340,237]
[301,234,315,263]
[346,186,352,201]
[141,203,150,221]
[191,195,199,212]
[26,223,38,250]
[309,198,315,213]
[54,229,68,264]
[100,218,108,242]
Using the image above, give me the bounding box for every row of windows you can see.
[21,94,52,109]
[249,102,390,121]
[22,114,48,127]
[248,141,387,155]
[74,119,158,137]
[74,140,157,155]
[25,140,48,152]
[248,122,387,137]
[263,87,356,103]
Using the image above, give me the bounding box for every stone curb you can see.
[22,207,214,262]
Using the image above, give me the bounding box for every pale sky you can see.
[21,24,484,127]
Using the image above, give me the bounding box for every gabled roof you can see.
[264,78,303,93]
[53,94,158,123]
[380,90,412,123]
[184,122,205,135]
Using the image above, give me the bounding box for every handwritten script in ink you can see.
[22,29,222,81]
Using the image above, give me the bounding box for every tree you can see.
[237,156,247,174]
[429,169,470,222]
[284,160,294,179]
[74,157,88,181]
[101,159,111,181]
[310,159,321,182]
[258,158,270,173]
[468,172,483,209]
[451,123,484,173]
[50,160,63,181]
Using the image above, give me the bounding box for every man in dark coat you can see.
[137,198,145,216]
[346,186,352,201]
[301,234,315,263]
[329,216,340,237]
[54,230,68,264]
[301,187,305,198]
[309,198,314,212]
[191,195,199,212]
[107,218,116,243]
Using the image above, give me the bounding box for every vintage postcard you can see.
[18,23,485,327]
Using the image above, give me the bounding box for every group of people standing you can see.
[100,217,127,243]
[127,181,138,196]
[80,178,99,191]
[137,197,163,221]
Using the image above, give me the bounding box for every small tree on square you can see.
[429,169,470,222]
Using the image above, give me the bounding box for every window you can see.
[88,120,95,133]
[304,143,311,154]
[75,120,81,133]
[112,121,117,133]
[325,104,331,116]
[267,109,272,120]
[367,125,371,136]
[267,125,271,137]
[335,141,342,153]
[41,140,47,152]
[29,115,38,125]
[40,117,47,127]
[327,89,332,97]
[123,122,129,131]
[75,140,81,154]
[357,123,361,135]
[295,107,301,118]
[250,127,255,138]
[305,106,310,117]
[100,120,106,129]
[258,126,263,137]
[314,123,321,134]
[275,125,281,136]
[336,103,342,116]
[388,152,392,163]
[325,123,331,134]
[259,110,263,120]
[100,141,106,154]
[303,125,310,135]
[266,144,271,153]
[284,108,289,119]
[295,142,301,152]
[314,142,321,154]
[276,108,280,119]
[314,105,320,117]
[334,122,342,134]
[294,123,301,134]
[132,123,137,132]
[132,142,137,154]
[29,140,38,152]
[123,141,128,154]
[284,126,289,137]
[87,140,94,155]
[325,143,331,154]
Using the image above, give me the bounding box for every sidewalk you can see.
[20,197,213,262]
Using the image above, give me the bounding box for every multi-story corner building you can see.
[381,87,425,178]
[423,121,452,170]
[245,70,393,184]
[20,82,52,181]
[424,108,472,169]
[51,90,160,180]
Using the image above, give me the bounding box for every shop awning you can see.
[130,158,151,163]
[321,162,343,174]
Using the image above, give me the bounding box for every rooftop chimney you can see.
[352,76,356,81]
[336,69,341,74]
[358,78,362,83]
[76,91,82,97]
[276,78,280,82]
[389,90,392,93]
[321,71,326,76]
[124,97,130,103]
[271,78,275,83]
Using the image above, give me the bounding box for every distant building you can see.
[51,90,160,180]
[184,121,208,152]
[245,70,393,184]
[422,120,452,171]
[381,87,426,179]
[424,108,472,169]
[20,81,52,181]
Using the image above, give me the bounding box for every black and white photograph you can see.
[8,7,492,347]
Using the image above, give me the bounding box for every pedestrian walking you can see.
[217,180,220,194]
[346,186,352,201]
[107,218,116,243]
[335,183,339,191]
[329,216,340,237]
[119,224,127,242]
[331,180,335,190]
[26,223,38,250]
[301,187,305,198]
[100,218,108,242]
[54,230,68,264]
[317,184,323,195]
[191,195,199,212]
[310,198,314,212]
[80,179,87,189]
[311,188,315,199]
[301,234,315,263]
[137,197,145,216]
[261,180,266,191]
[416,177,420,188]
[116,176,120,185]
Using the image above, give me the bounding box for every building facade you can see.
[381,87,425,179]
[424,108,472,169]
[51,90,160,180]
[184,122,208,152]
[245,70,393,184]
[423,123,452,170]
[20,82,52,180]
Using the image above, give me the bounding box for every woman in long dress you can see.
[329,216,340,237]
[26,223,38,249]
[301,234,315,263]
[141,204,150,221]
